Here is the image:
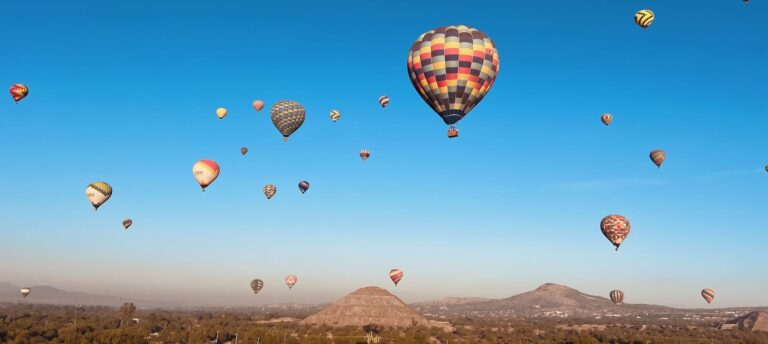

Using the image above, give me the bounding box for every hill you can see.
[0,283,178,308]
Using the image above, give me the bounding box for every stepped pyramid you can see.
[300,287,430,328]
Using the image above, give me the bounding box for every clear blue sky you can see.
[1,0,766,308]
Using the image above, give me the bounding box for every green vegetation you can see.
[2,303,768,343]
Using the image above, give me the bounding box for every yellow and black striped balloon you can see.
[634,9,655,30]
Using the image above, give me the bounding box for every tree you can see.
[118,303,136,328]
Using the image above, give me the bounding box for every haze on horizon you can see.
[1,1,766,309]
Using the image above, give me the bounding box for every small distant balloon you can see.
[701,288,716,303]
[743,0,749,4]
[764,164,767,173]
[216,107,228,119]
[298,181,310,194]
[250,279,264,294]
[252,100,265,112]
[360,149,370,161]
[192,160,220,191]
[634,9,655,30]
[122,219,133,230]
[389,269,403,286]
[241,147,248,155]
[378,95,390,108]
[86,182,112,210]
[601,114,613,126]
[330,109,341,123]
[10,84,29,103]
[610,290,624,305]
[264,184,277,199]
[285,275,298,290]
[650,149,666,168]
[20,288,31,298]
[600,215,631,251]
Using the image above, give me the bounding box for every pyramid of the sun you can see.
[300,286,430,328]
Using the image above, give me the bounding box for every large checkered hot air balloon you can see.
[600,215,631,251]
[407,25,499,138]
[270,100,306,142]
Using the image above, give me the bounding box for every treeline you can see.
[2,303,768,343]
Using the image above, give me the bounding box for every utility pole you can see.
[234,333,238,344]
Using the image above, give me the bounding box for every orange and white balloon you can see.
[252,100,265,112]
[192,160,220,191]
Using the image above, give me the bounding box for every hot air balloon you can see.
[10,84,29,103]
[270,100,306,142]
[600,215,631,251]
[650,149,666,168]
[764,164,767,173]
[701,288,715,303]
[85,182,112,210]
[216,107,228,119]
[389,269,404,286]
[330,109,341,123]
[378,95,390,108]
[743,0,749,4]
[20,288,31,298]
[192,160,220,191]
[285,275,298,290]
[241,147,248,155]
[298,181,310,194]
[122,219,133,230]
[407,25,499,138]
[610,290,624,305]
[264,184,276,199]
[252,100,265,112]
[250,279,264,294]
[601,114,613,126]
[360,149,370,161]
[635,9,655,30]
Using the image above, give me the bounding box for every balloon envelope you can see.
[285,275,298,289]
[250,279,264,294]
[10,84,29,102]
[600,215,631,250]
[601,114,613,126]
[122,219,133,229]
[389,269,404,286]
[298,181,310,194]
[634,9,655,29]
[241,147,248,155]
[407,25,499,130]
[20,288,31,298]
[701,288,715,303]
[650,149,666,168]
[86,182,112,210]
[330,109,341,123]
[360,149,370,161]
[264,184,277,199]
[252,100,265,112]
[610,290,624,305]
[378,96,389,108]
[216,107,228,119]
[192,160,220,191]
[270,100,306,142]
